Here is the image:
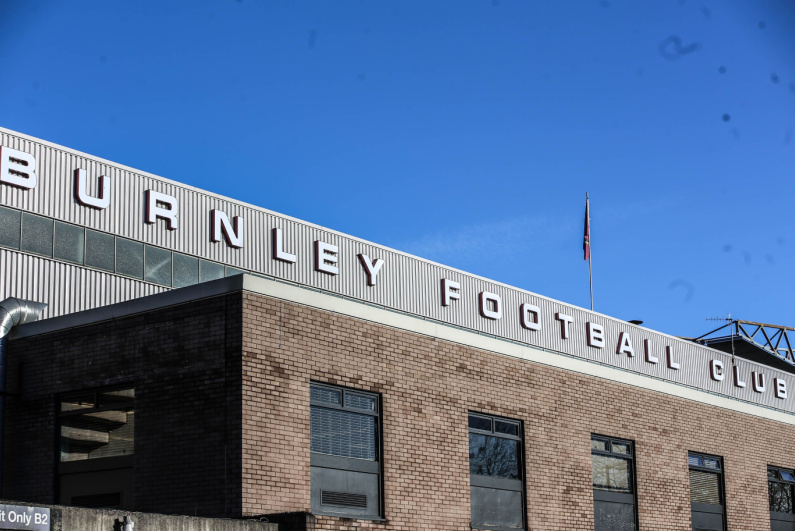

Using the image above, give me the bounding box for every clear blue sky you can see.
[1,0,794,338]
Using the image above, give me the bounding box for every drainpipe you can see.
[0,297,47,495]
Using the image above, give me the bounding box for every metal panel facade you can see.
[1,127,793,414]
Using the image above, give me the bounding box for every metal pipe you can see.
[0,297,47,495]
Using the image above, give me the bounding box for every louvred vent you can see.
[320,490,367,509]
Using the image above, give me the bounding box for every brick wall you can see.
[5,292,244,518]
[241,291,795,531]
[6,287,795,529]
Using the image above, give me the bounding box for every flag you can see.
[583,194,590,261]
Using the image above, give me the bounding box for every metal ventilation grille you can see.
[71,492,122,508]
[321,490,367,509]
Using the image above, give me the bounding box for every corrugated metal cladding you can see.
[1,127,794,414]
[0,249,166,319]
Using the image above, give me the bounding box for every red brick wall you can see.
[241,291,795,531]
[5,293,244,518]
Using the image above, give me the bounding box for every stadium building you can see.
[1,127,795,531]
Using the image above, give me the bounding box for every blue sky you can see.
[1,0,794,338]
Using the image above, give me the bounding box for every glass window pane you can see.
[225,266,244,277]
[591,438,608,452]
[770,468,780,481]
[781,471,795,483]
[172,253,199,288]
[471,486,524,530]
[688,454,703,468]
[468,415,491,432]
[310,385,341,406]
[20,212,53,257]
[612,442,630,455]
[594,499,637,531]
[592,454,631,493]
[689,470,721,505]
[60,411,134,462]
[144,245,172,286]
[199,260,225,282]
[59,388,135,463]
[703,457,720,470]
[469,433,520,480]
[53,221,84,264]
[495,420,519,437]
[98,388,135,409]
[115,238,143,279]
[0,206,21,249]
[85,230,115,272]
[770,481,794,513]
[60,392,96,412]
[345,393,376,411]
[310,407,376,460]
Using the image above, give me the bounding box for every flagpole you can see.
[587,193,593,311]
[589,243,593,311]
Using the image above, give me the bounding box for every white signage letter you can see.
[145,190,179,230]
[211,210,243,248]
[479,292,502,320]
[74,169,110,209]
[643,339,659,364]
[555,313,573,339]
[709,359,724,381]
[441,278,461,307]
[314,241,339,275]
[616,332,634,357]
[0,146,37,189]
[587,322,604,349]
[272,228,297,263]
[775,378,787,399]
[666,346,680,370]
[358,254,384,286]
[733,365,746,388]
[520,303,540,331]
[752,371,766,393]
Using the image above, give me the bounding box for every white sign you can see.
[0,504,50,531]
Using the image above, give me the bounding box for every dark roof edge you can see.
[8,275,246,340]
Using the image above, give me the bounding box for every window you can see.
[0,205,21,249]
[115,238,144,279]
[200,260,225,282]
[53,221,84,265]
[85,229,115,272]
[309,382,381,519]
[20,212,53,257]
[591,435,637,531]
[0,205,264,288]
[58,387,135,509]
[769,466,795,530]
[468,413,524,530]
[144,245,172,285]
[173,253,199,288]
[688,452,726,531]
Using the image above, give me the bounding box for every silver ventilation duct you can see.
[0,297,47,495]
[0,298,48,338]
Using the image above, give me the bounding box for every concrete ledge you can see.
[0,500,278,531]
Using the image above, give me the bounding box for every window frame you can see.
[688,451,727,531]
[468,411,526,531]
[56,385,136,509]
[769,465,795,526]
[309,381,384,520]
[590,434,638,530]
[57,385,136,464]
